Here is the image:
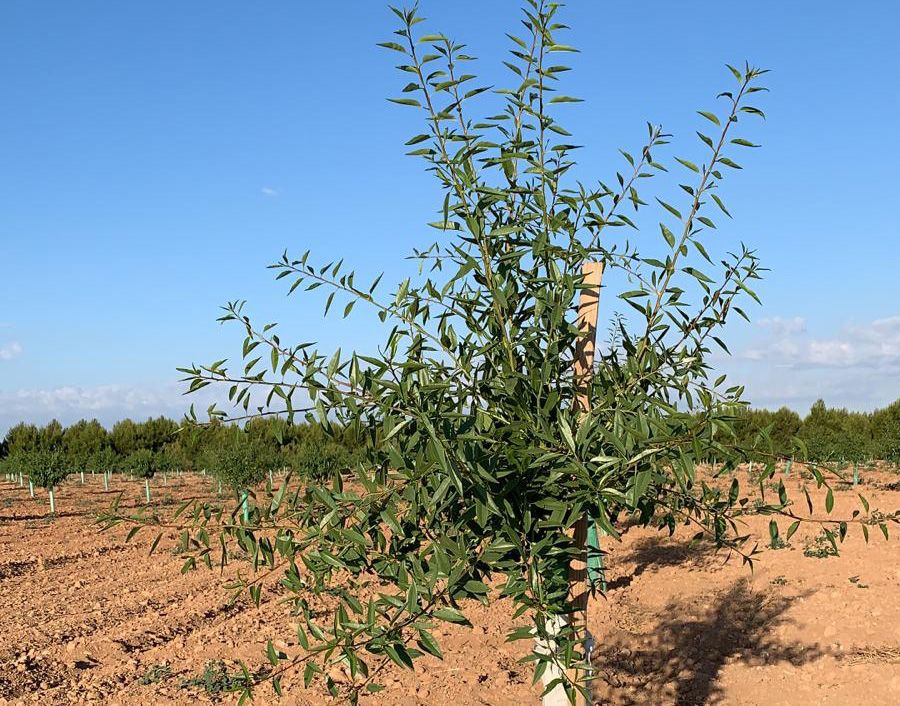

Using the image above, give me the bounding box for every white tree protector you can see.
[536,615,594,706]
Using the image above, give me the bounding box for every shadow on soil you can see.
[605,536,720,591]
[0,510,88,523]
[592,576,822,706]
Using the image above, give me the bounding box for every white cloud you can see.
[719,314,900,412]
[261,187,279,197]
[0,342,22,360]
[0,380,301,436]
[758,316,807,336]
[0,382,222,435]
[744,315,900,369]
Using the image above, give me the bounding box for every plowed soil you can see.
[1,464,898,706]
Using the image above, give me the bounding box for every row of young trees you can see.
[0,416,361,508]
[733,398,900,463]
[5,394,897,482]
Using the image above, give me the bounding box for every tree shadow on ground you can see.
[591,577,823,706]
[0,510,87,523]
[605,536,721,591]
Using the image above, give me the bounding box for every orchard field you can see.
[0,460,898,706]
[3,2,900,704]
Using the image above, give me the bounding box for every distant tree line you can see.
[732,398,900,463]
[0,416,363,491]
[2,397,898,489]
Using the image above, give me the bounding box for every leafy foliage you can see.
[169,3,815,702]
[1,416,348,485]
[287,441,354,482]
[124,449,156,479]
[207,431,270,492]
[87,447,118,475]
[22,448,69,490]
[5,3,896,703]
[63,419,108,470]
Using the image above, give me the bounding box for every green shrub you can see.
[211,434,267,492]
[24,448,69,490]
[87,447,118,475]
[288,442,353,481]
[124,449,155,479]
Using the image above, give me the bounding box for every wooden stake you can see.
[543,262,603,706]
[570,262,602,704]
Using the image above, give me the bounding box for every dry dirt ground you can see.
[0,464,899,706]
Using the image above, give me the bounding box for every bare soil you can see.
[0,464,898,706]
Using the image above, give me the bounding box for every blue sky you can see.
[2,1,899,433]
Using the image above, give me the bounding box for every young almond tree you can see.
[288,440,354,483]
[125,448,156,503]
[143,2,889,704]
[88,447,118,491]
[209,431,270,523]
[25,448,69,514]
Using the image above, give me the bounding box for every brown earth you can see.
[0,464,898,706]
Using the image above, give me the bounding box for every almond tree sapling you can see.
[25,448,69,514]
[155,445,179,487]
[0,453,22,490]
[109,2,892,704]
[200,446,225,496]
[125,449,155,503]
[211,431,269,524]
[89,447,118,491]
[288,440,353,483]
[258,443,283,490]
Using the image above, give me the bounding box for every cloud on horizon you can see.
[0,379,304,436]
[0,382,227,435]
[719,315,900,413]
[0,342,22,360]
[3,315,899,434]
[743,315,900,369]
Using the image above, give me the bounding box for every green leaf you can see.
[463,579,490,595]
[675,157,699,173]
[388,97,422,107]
[768,519,779,547]
[786,520,801,541]
[717,156,742,169]
[416,630,444,659]
[656,199,682,220]
[433,607,470,625]
[377,42,407,54]
[710,193,732,217]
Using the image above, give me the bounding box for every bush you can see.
[87,447,118,475]
[23,448,69,490]
[210,433,267,492]
[288,442,353,482]
[154,445,180,477]
[124,449,155,479]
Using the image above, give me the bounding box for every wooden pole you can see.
[543,261,603,706]
[570,261,603,703]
